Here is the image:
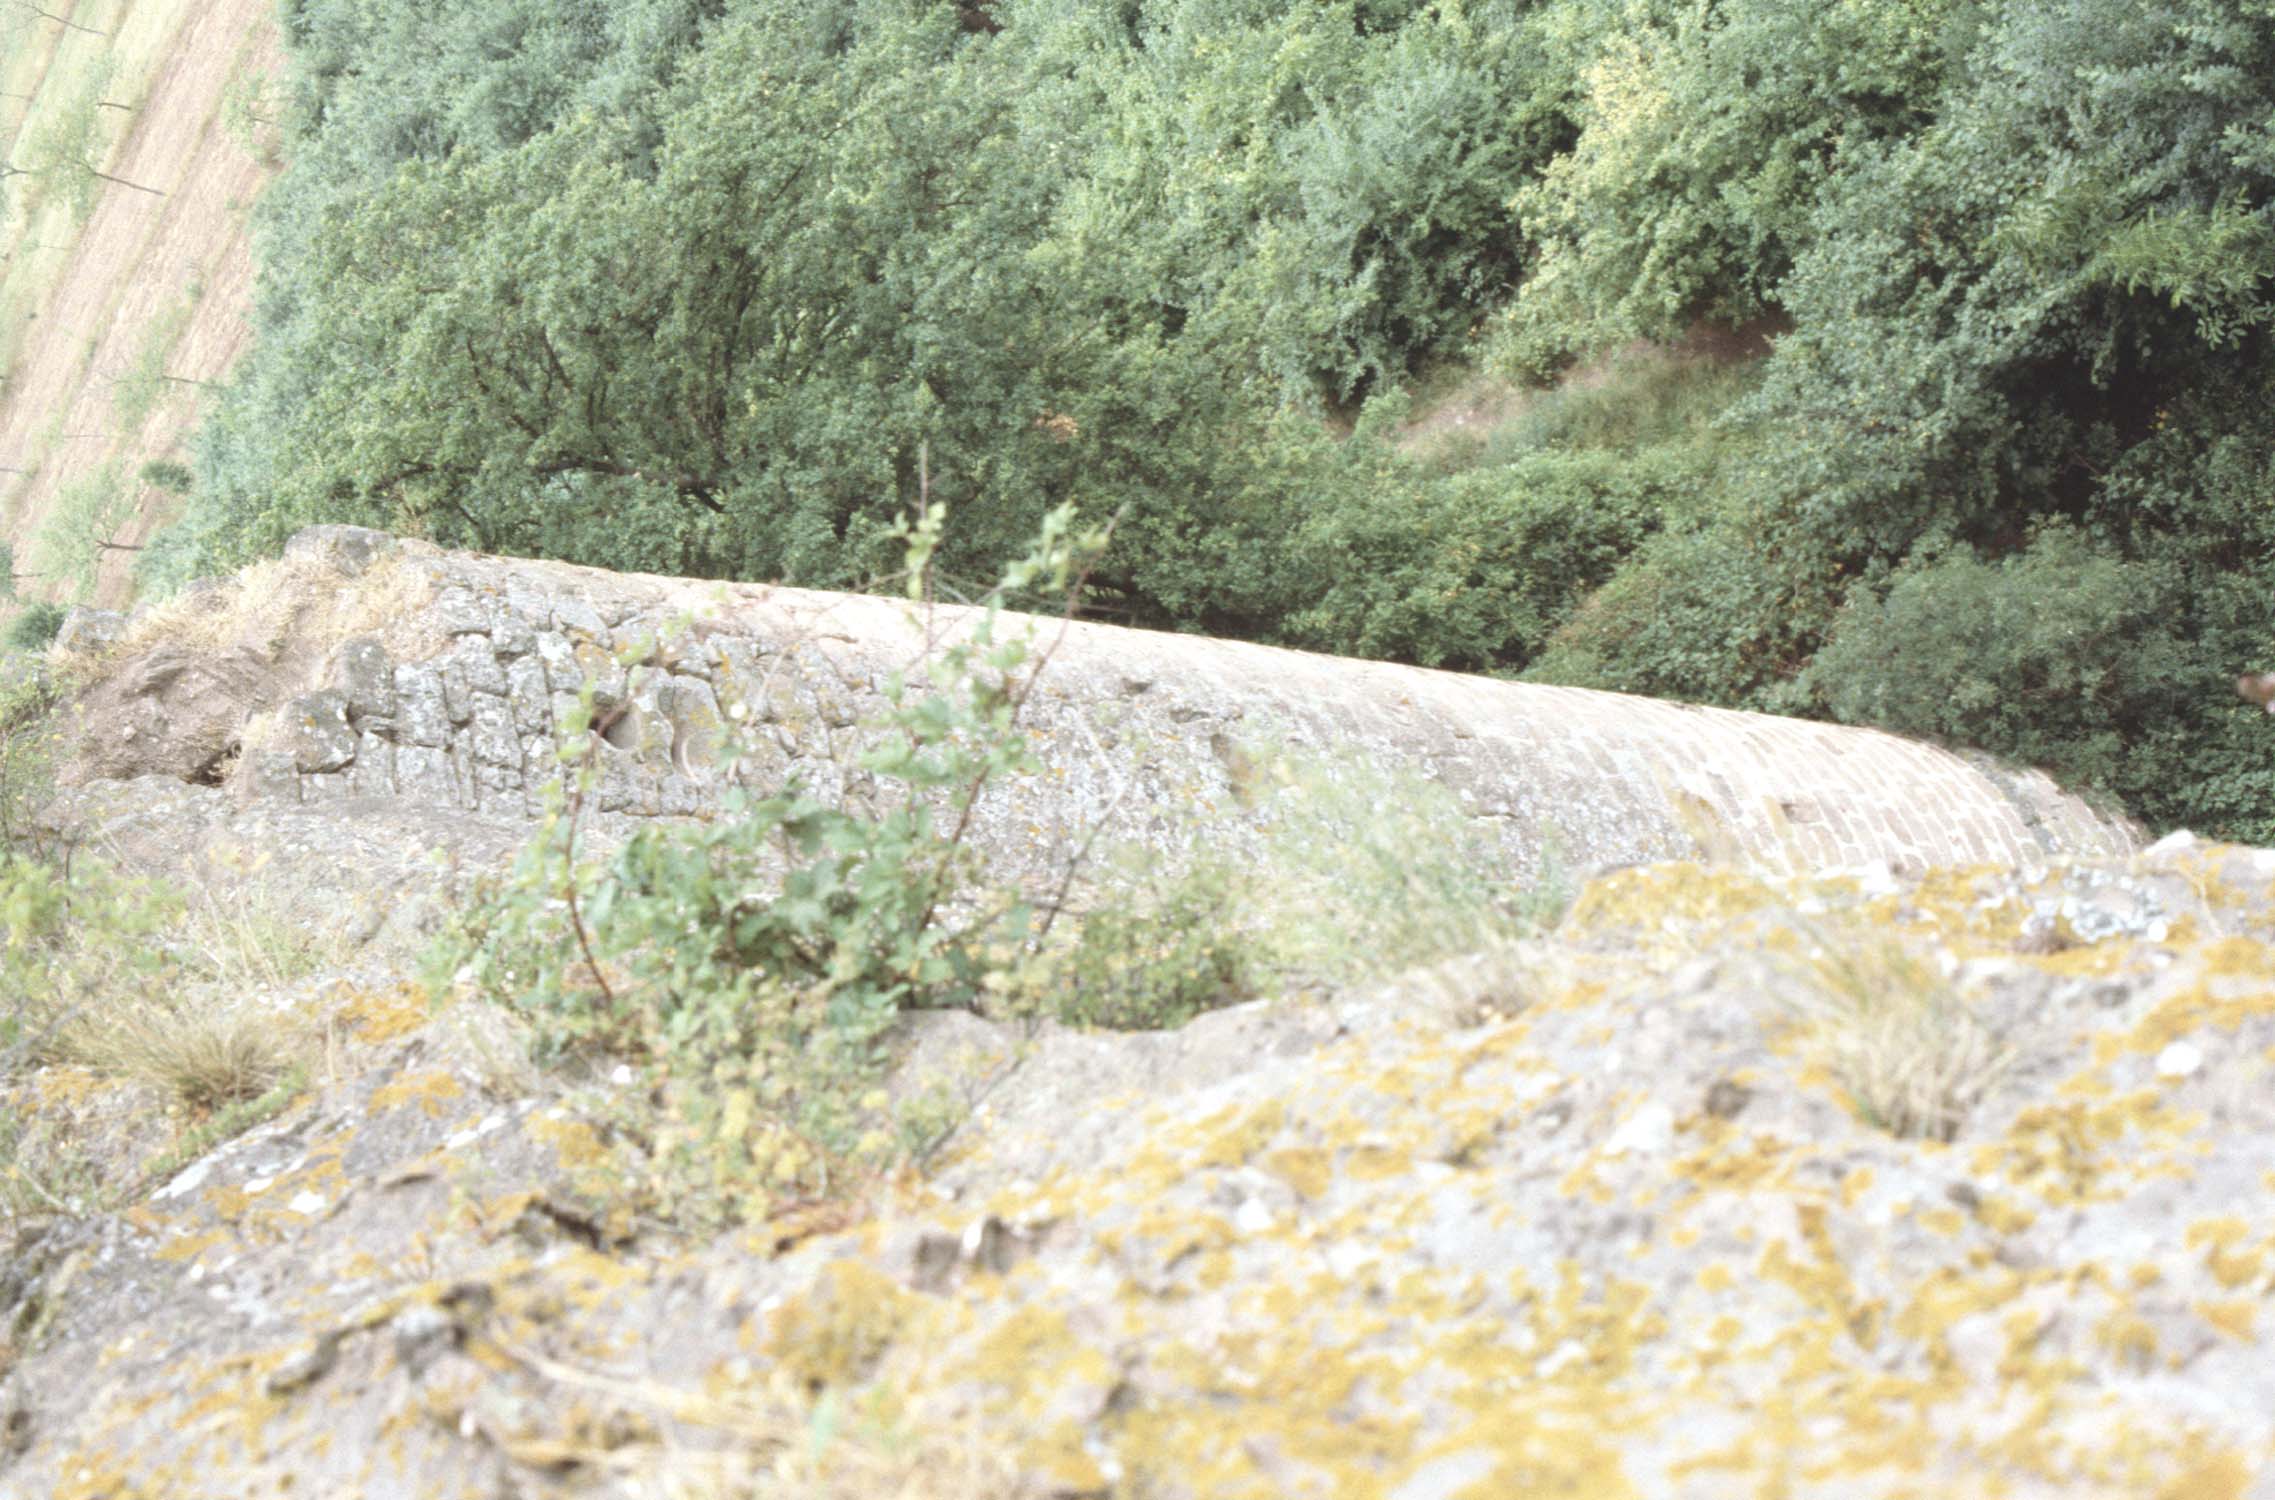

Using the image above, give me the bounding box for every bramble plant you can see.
[432,504,1109,1216]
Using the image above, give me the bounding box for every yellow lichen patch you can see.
[1345,1140,1416,1184]
[1977,1089,2203,1206]
[1756,1202,1877,1353]
[1260,1146,1334,1200]
[178,1356,290,1454]
[2098,955,2275,1063]
[366,1069,463,1119]
[152,1230,226,1266]
[960,1304,1114,1491]
[1421,1410,1639,1500]
[1190,1099,1287,1170]
[330,983,430,1047]
[2158,1449,2253,1500]
[1537,978,1611,1015]
[1862,863,2011,943]
[542,1247,646,1296]
[2028,940,2141,980]
[1564,863,1780,937]
[528,1112,611,1172]
[1670,1121,1799,1197]
[1116,1332,1421,1499]
[29,1065,107,1111]
[1894,1262,2025,1353]
[1972,1193,2037,1236]
[2184,1217,2270,1292]
[767,1260,917,1391]
[2194,1300,2256,1341]
[2099,1308,2162,1371]
[51,1453,146,1500]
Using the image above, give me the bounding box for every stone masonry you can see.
[67,525,2137,886]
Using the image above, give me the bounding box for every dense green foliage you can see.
[4,600,63,651]
[159,0,2275,836]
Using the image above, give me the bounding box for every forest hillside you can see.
[118,0,2275,840]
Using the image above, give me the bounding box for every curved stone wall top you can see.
[67,527,2138,881]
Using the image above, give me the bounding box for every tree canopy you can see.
[155,0,2275,838]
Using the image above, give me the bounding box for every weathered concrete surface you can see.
[58,526,2135,885]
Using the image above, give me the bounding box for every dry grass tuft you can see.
[81,1005,292,1114]
[10,853,341,1114]
[1778,927,2017,1142]
[115,548,439,665]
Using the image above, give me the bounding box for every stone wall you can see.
[61,525,2137,885]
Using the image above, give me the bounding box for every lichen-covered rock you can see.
[279,690,358,773]
[328,637,395,725]
[3,842,2272,1499]
[391,663,450,748]
[51,605,125,656]
[16,532,2270,1500]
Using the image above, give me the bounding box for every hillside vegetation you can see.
[151,0,2275,838]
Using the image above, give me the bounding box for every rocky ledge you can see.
[6,533,2267,1500]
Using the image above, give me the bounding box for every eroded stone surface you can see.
[3,845,2272,1499]
[15,529,2258,1500]
[55,528,2136,885]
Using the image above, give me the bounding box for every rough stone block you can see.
[490,603,536,658]
[330,637,396,724]
[282,524,395,576]
[53,607,126,656]
[534,631,579,692]
[395,745,455,804]
[659,772,703,816]
[506,657,551,736]
[441,663,473,726]
[350,734,397,798]
[519,735,564,793]
[282,691,359,773]
[473,762,523,812]
[548,691,588,739]
[393,665,451,747]
[235,748,302,803]
[469,697,522,769]
[550,595,608,639]
[447,740,477,809]
[443,635,508,697]
[431,586,490,637]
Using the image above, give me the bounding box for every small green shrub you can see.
[1285,451,1674,673]
[4,602,65,652]
[139,458,195,495]
[1807,527,2197,793]
[431,505,1109,1214]
[1027,858,1256,1031]
[1526,515,1833,717]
